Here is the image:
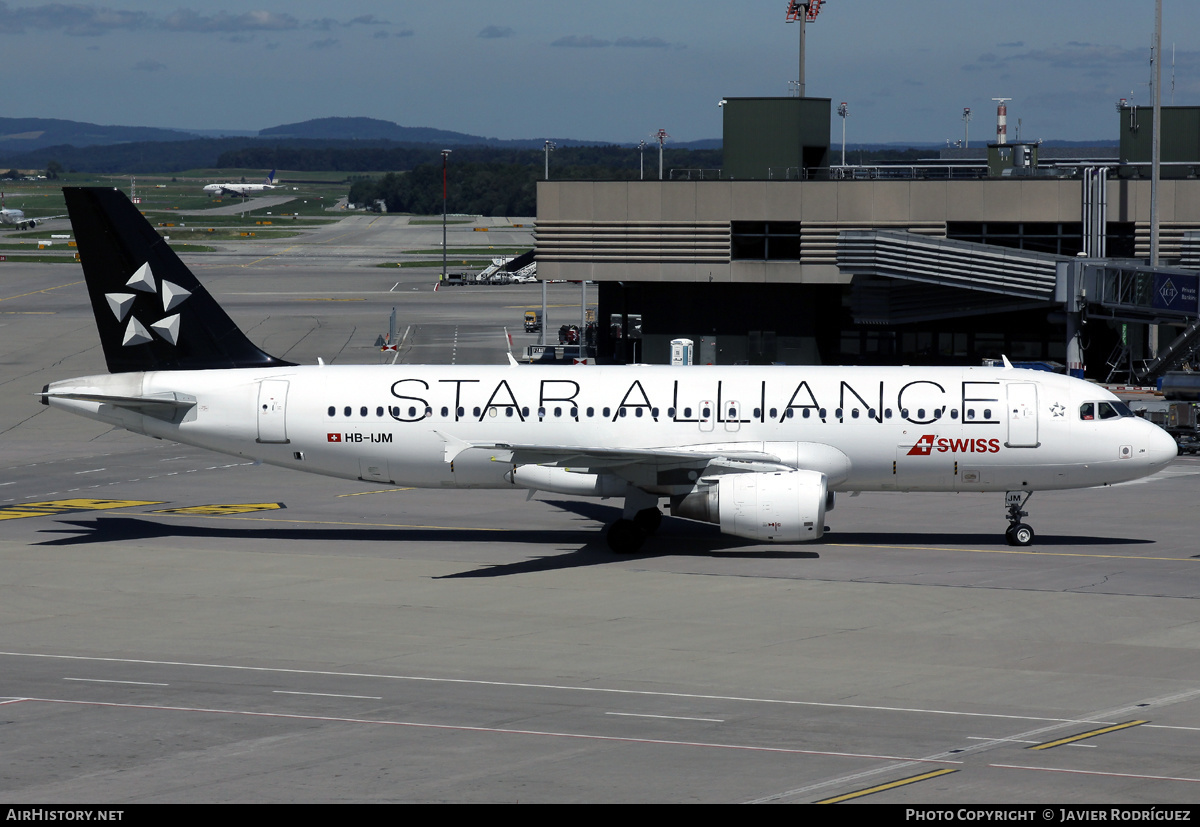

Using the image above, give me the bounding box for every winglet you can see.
[1001,354,1014,369]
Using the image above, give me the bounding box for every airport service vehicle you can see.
[202,170,278,198]
[43,188,1178,553]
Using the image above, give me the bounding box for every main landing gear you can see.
[605,508,662,554]
[605,489,662,554]
[1004,491,1034,546]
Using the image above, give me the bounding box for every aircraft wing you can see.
[435,432,791,473]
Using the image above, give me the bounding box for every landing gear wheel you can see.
[1003,491,1035,547]
[1006,523,1034,547]
[605,519,646,554]
[633,507,663,536]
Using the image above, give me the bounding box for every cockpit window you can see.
[1081,400,1134,420]
[1098,401,1132,419]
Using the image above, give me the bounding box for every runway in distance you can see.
[202,169,278,197]
[44,187,1178,553]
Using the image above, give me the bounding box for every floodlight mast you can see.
[441,149,451,283]
[655,129,669,180]
[785,1,824,97]
[837,102,848,166]
[544,140,556,181]
[962,107,971,149]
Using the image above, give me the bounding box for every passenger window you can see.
[327,406,335,417]
[587,407,595,417]
[360,406,368,417]
[441,407,449,417]
[344,406,351,417]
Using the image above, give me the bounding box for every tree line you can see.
[339,145,723,216]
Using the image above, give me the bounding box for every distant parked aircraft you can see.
[202,170,279,198]
[1,192,65,229]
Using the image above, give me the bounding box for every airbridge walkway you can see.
[837,230,1200,381]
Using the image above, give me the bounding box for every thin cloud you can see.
[552,34,610,48]
[308,37,338,50]
[161,9,300,33]
[132,59,166,72]
[0,2,151,36]
[479,25,514,39]
[614,36,669,48]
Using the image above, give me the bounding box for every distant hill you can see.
[0,117,197,152]
[259,117,489,145]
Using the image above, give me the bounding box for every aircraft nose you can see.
[1143,421,1178,469]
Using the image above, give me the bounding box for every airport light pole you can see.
[544,140,556,180]
[441,149,451,284]
[962,107,971,149]
[655,128,668,180]
[837,102,848,166]
[638,140,646,180]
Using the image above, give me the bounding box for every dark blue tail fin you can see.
[64,187,294,373]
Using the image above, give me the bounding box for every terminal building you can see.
[534,98,1200,379]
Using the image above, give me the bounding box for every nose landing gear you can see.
[1004,491,1034,546]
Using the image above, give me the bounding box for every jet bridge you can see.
[837,231,1200,381]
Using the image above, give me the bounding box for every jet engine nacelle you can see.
[670,469,828,543]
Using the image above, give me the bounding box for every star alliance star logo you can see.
[1050,402,1065,418]
[105,262,191,347]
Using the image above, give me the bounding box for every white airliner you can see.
[43,187,1178,552]
[202,170,279,197]
[1,192,64,230]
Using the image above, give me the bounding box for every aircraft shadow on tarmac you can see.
[35,498,1150,579]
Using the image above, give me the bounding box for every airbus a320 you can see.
[42,188,1177,553]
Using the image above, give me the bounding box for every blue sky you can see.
[1,1,1195,144]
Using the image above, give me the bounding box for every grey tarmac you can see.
[1,214,1199,804]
